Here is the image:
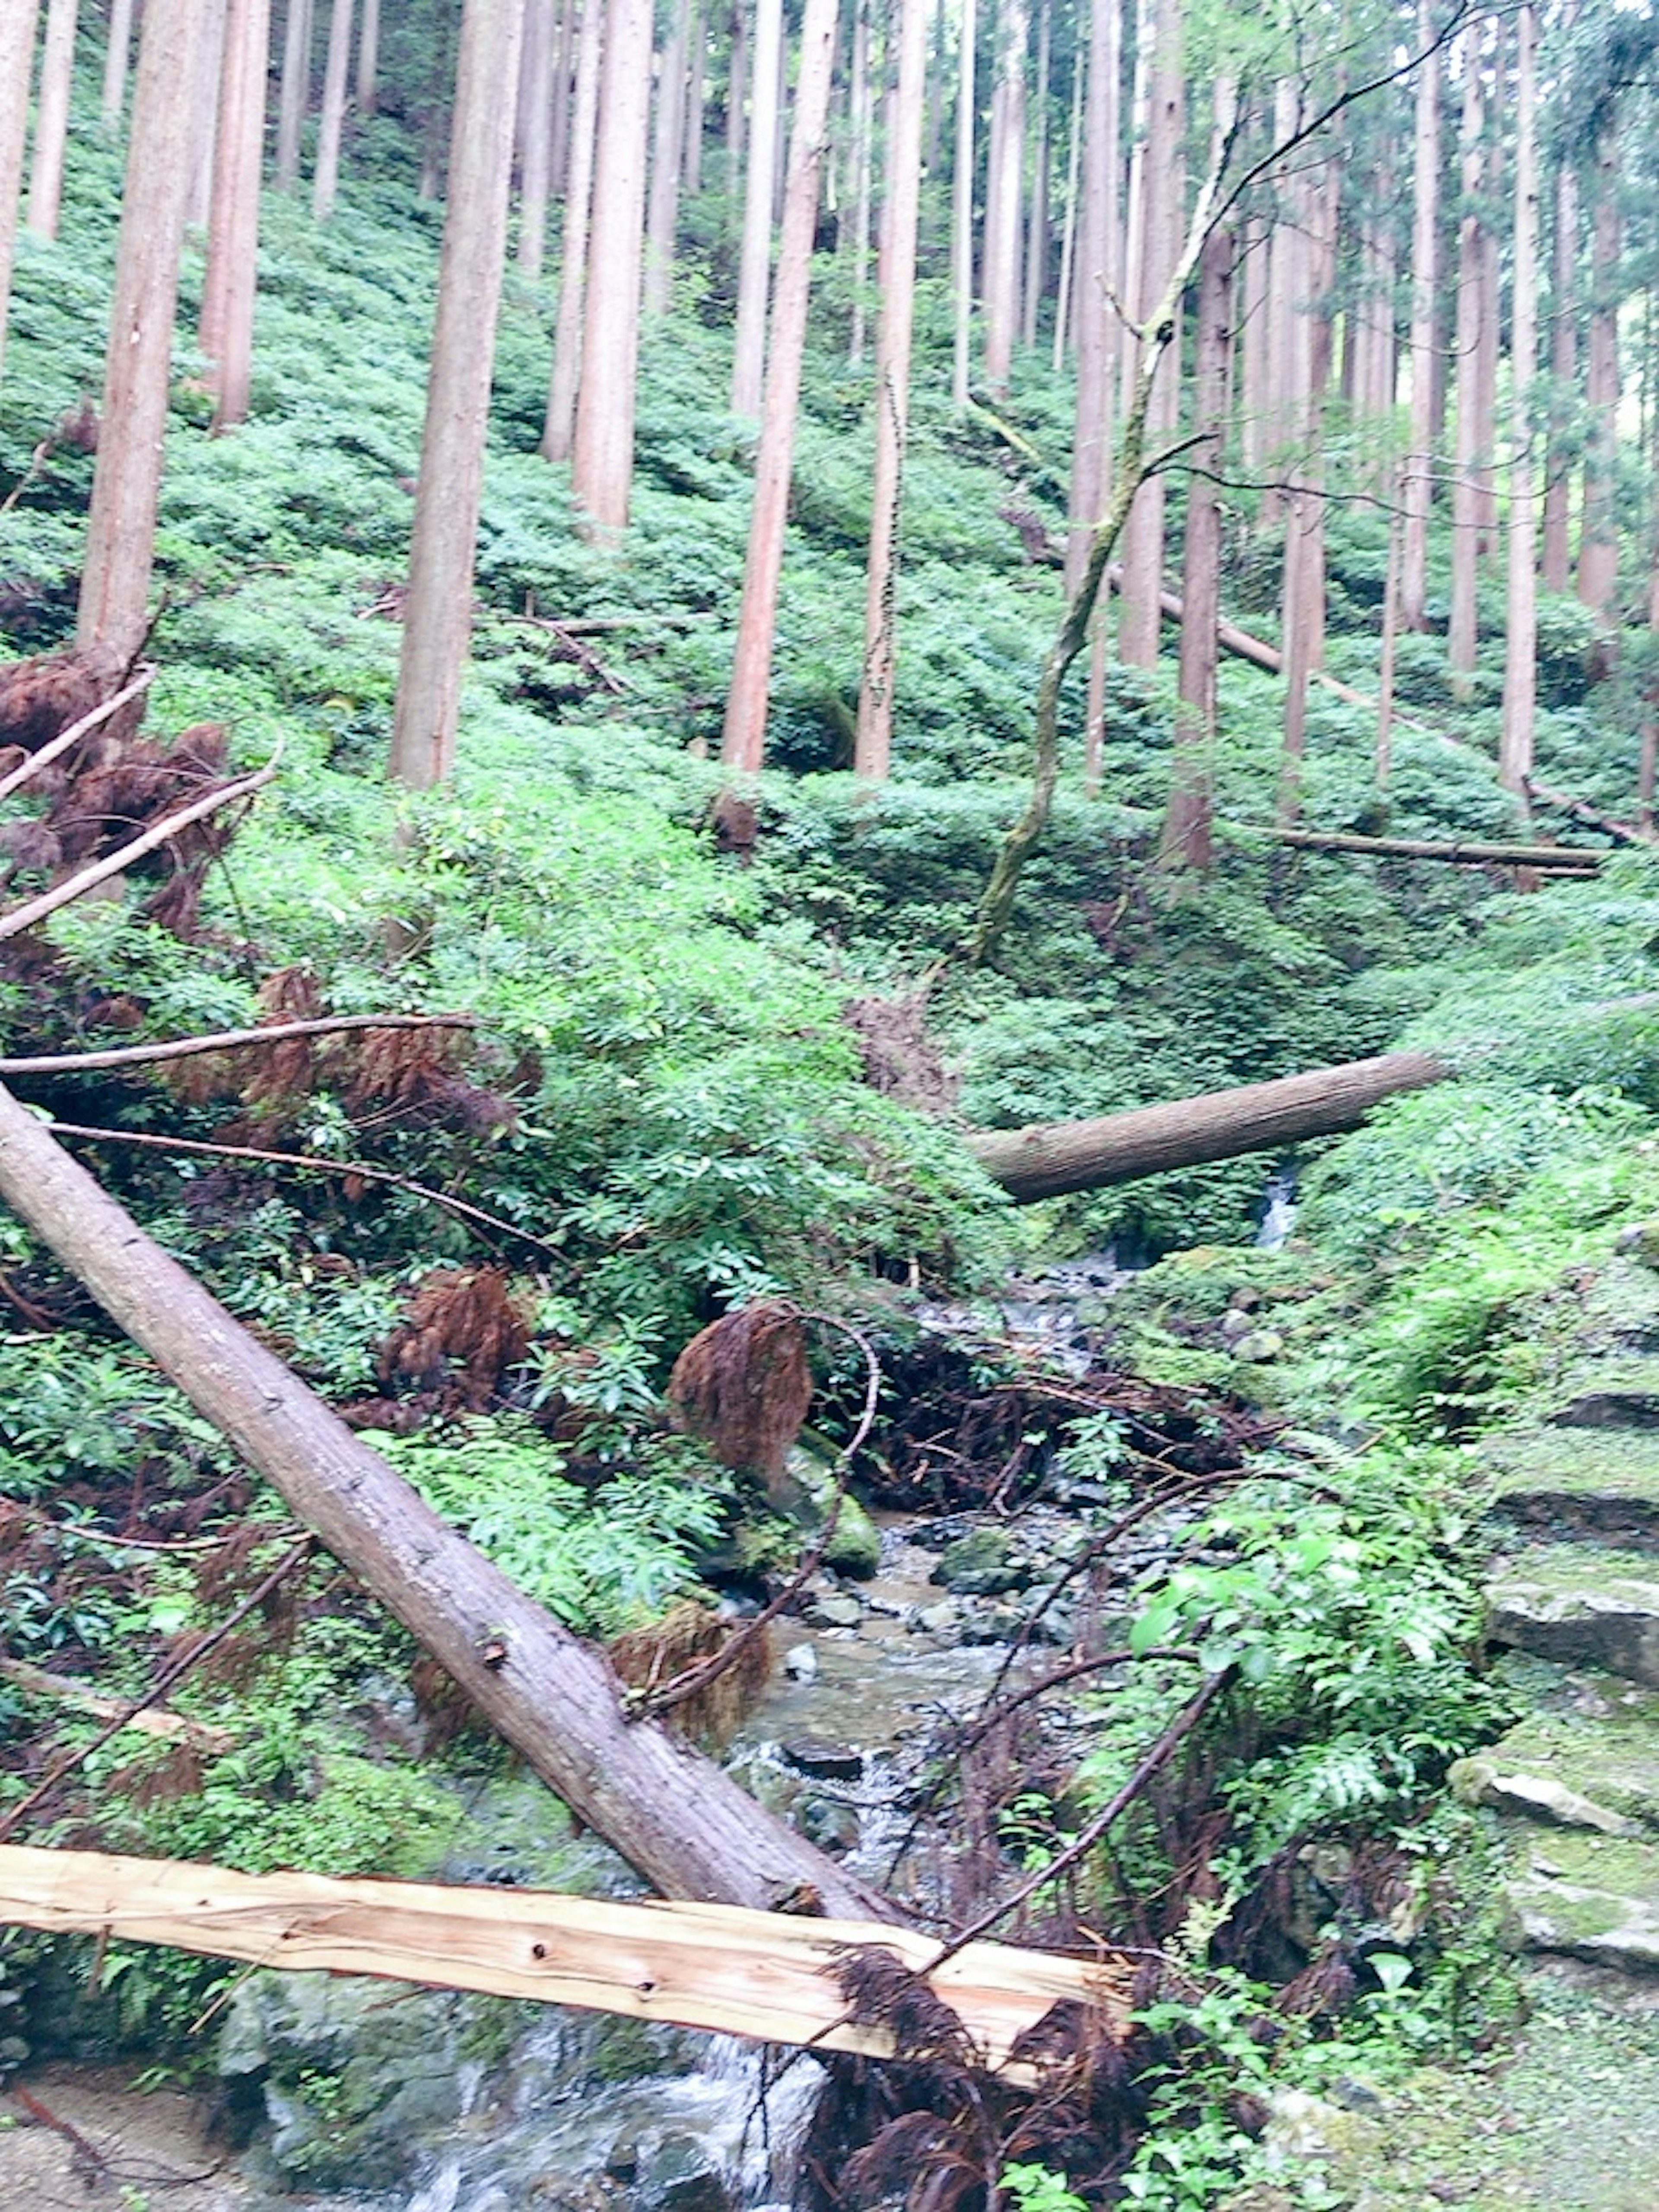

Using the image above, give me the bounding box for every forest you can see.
[3,0,1659,2204]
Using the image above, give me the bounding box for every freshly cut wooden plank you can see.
[0,1845,1130,2081]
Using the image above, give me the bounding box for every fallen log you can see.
[0,1846,1129,2079]
[0,1083,892,1923]
[1242,825,1602,871]
[969,1049,1449,1202]
[0,1659,234,1754]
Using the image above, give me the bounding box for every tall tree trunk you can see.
[720,0,837,773]
[949,0,976,407]
[853,0,926,779]
[683,0,704,192]
[1446,27,1485,699]
[0,0,43,390]
[388,0,528,789]
[569,0,652,535]
[356,0,380,114]
[0,1090,892,1923]
[643,0,690,315]
[276,0,313,191]
[1020,0,1049,350]
[1399,4,1439,633]
[730,0,781,415]
[1279,155,1335,823]
[1237,210,1266,479]
[311,0,356,222]
[1050,43,1081,373]
[25,0,78,239]
[1499,4,1538,796]
[725,0,745,204]
[185,0,230,234]
[546,0,574,195]
[844,0,872,366]
[540,0,603,461]
[1576,125,1620,622]
[1116,0,1180,669]
[1254,79,1298,529]
[101,0,134,130]
[1540,159,1576,591]
[1162,214,1231,872]
[1377,477,1402,785]
[980,0,1026,391]
[76,0,216,656]
[515,0,556,277]
[199,0,274,431]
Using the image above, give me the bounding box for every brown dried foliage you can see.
[374,1267,531,1412]
[667,1303,812,1499]
[844,991,960,1116]
[0,640,142,758]
[608,1601,772,1744]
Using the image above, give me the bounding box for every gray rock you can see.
[783,1736,863,1780]
[1449,1756,1636,1836]
[931,1527,1023,1596]
[913,1599,961,1637]
[806,1591,863,1629]
[1487,1548,1659,1688]
[782,1642,817,1682]
[1220,1308,1255,1343]
[637,2131,732,2212]
[1231,1328,1285,1363]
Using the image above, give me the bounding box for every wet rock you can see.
[931,1527,1023,1596]
[1503,1828,1659,1973]
[960,1601,1027,1645]
[784,1736,863,1780]
[785,1450,883,1579]
[605,2139,641,2180]
[1220,1308,1255,1344]
[913,1599,961,1637]
[1486,1548,1659,1688]
[806,1591,862,1629]
[1231,1328,1285,1363]
[1450,1756,1636,1836]
[782,1642,817,1682]
[637,2131,732,2212]
[798,1794,860,1853]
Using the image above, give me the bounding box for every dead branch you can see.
[0,1010,478,1077]
[0,666,157,804]
[0,1656,235,1753]
[1244,825,1602,870]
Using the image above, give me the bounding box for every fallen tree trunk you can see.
[0,1845,1127,2077]
[969,1049,1449,1202]
[1247,825,1602,871]
[0,1084,893,1922]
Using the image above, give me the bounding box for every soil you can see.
[0,2062,253,2211]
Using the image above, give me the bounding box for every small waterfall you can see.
[1255,1167,1297,1251]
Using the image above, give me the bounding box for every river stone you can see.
[1231,1328,1285,1363]
[1449,1757,1636,1836]
[784,1735,863,1780]
[784,1449,883,1579]
[1486,1548,1659,1686]
[931,1527,1023,1595]
[1482,1427,1659,1545]
[1503,1828,1659,1974]
[782,1642,817,1682]
[637,2131,733,2212]
[913,1598,961,1636]
[807,1590,862,1629]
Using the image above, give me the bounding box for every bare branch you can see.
[0,1010,477,1077]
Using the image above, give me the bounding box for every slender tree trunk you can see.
[1377,478,1402,786]
[725,0,745,203]
[1279,155,1335,823]
[730,0,781,415]
[719,0,838,772]
[1446,28,1484,699]
[1577,126,1620,622]
[1499,4,1538,796]
[1162,215,1231,872]
[643,0,690,315]
[0,1091,893,1922]
[1237,212,1265,478]
[540,0,603,461]
[76,0,216,656]
[388,0,528,789]
[1641,556,1659,833]
[1116,0,1180,669]
[1254,79,1298,529]
[276,0,313,191]
[853,0,927,779]
[1399,5,1439,632]
[683,0,704,192]
[569,0,653,535]
[185,0,230,234]
[0,0,43,390]
[311,0,355,222]
[356,0,380,114]
[547,0,575,195]
[1050,45,1081,374]
[949,0,977,407]
[515,0,556,277]
[101,0,133,130]
[200,0,274,431]
[845,0,872,367]
[1020,0,1049,350]
[25,0,78,240]
[981,0,1026,391]
[1541,160,1576,591]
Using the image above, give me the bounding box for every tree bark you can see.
[101,0,134,130]
[1500,5,1538,797]
[276,0,313,193]
[1279,153,1335,822]
[1540,160,1576,593]
[515,0,556,278]
[682,0,704,193]
[76,0,216,658]
[949,0,977,408]
[356,0,380,114]
[0,1090,893,1921]
[25,0,77,240]
[1020,0,1050,351]
[1116,0,1180,669]
[388,0,527,788]
[719,0,837,773]
[1446,28,1485,699]
[311,0,355,222]
[1399,5,1439,633]
[569,0,653,536]
[1576,125,1620,621]
[844,0,872,367]
[643,0,690,315]
[199,0,274,430]
[1050,44,1081,374]
[0,0,43,391]
[540,0,603,461]
[1161,214,1231,872]
[981,0,1026,392]
[730,0,781,416]
[1261,825,1597,871]
[852,0,927,780]
[969,1050,1450,1202]
[1064,0,1119,594]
